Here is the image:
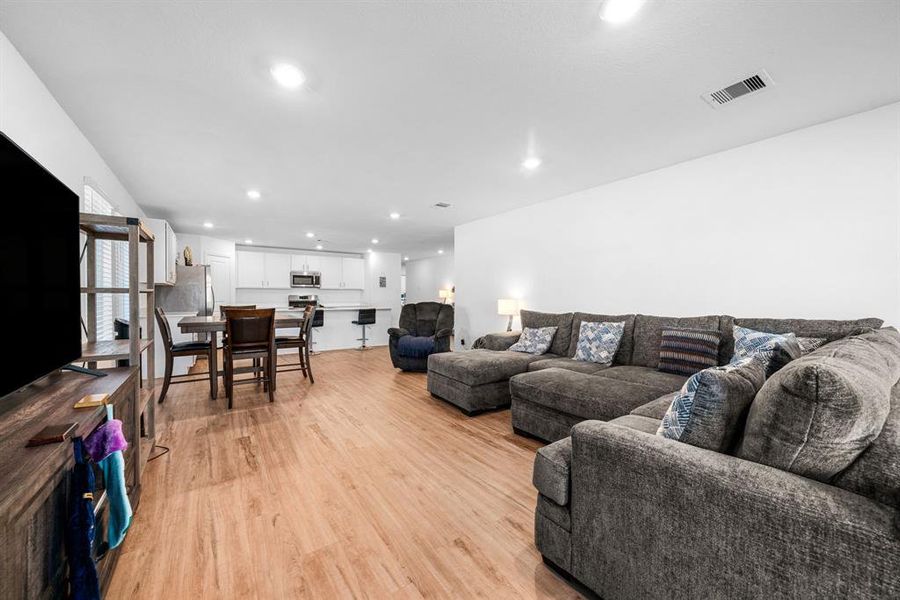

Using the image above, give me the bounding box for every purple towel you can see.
[84,417,128,463]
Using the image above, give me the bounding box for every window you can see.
[82,183,129,341]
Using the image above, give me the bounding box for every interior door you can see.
[205,253,232,312]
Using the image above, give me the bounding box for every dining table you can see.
[178,310,308,399]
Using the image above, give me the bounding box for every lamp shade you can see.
[439,289,450,299]
[497,298,520,316]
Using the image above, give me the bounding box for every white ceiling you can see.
[1,1,898,259]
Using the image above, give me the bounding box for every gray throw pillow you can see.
[657,357,766,453]
[508,326,557,355]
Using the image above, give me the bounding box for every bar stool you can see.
[352,308,377,350]
[309,308,324,354]
[154,307,217,404]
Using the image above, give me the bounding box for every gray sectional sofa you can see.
[428,309,899,598]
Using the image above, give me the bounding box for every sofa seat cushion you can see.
[833,379,900,509]
[718,316,885,365]
[396,335,435,358]
[528,357,610,375]
[738,327,900,482]
[510,368,673,422]
[533,437,571,505]
[631,392,678,420]
[631,315,722,368]
[427,349,557,386]
[594,366,688,393]
[520,310,574,356]
[610,414,661,435]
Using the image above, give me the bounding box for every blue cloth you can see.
[99,404,132,549]
[397,335,436,358]
[66,437,100,600]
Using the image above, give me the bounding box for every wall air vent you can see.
[433,202,452,208]
[702,69,774,108]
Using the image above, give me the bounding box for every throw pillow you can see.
[508,326,557,355]
[657,357,766,452]
[658,327,721,376]
[797,336,827,355]
[730,325,802,376]
[573,321,625,365]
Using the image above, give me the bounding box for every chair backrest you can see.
[220,304,256,314]
[399,302,454,337]
[301,304,316,339]
[155,306,173,348]
[357,308,377,325]
[223,308,275,350]
[312,309,324,328]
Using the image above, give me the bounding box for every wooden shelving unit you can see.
[79,212,156,484]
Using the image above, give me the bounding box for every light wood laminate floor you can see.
[107,347,582,599]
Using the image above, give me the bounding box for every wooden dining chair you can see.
[155,306,217,404]
[222,308,277,408]
[275,304,316,383]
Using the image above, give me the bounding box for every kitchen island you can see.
[273,305,393,352]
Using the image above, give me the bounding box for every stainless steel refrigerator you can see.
[156,264,214,316]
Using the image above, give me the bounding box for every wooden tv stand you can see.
[0,367,147,597]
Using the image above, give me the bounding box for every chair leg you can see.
[208,349,216,400]
[305,344,315,384]
[267,357,275,403]
[299,345,308,379]
[225,352,233,409]
[157,352,173,404]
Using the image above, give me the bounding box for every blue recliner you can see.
[388,302,454,372]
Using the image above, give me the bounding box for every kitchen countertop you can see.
[267,305,393,312]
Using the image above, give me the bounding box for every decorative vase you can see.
[183,246,193,266]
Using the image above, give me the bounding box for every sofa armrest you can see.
[435,328,453,339]
[568,420,900,598]
[473,331,522,351]
[388,327,410,339]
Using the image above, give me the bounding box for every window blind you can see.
[82,184,129,341]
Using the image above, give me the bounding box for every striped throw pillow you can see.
[658,327,721,376]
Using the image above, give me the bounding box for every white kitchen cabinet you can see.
[318,256,344,289]
[141,218,177,285]
[341,257,365,289]
[290,254,322,273]
[236,250,265,288]
[304,255,322,273]
[264,253,292,288]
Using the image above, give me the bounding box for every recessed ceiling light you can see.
[203,222,214,229]
[390,212,400,220]
[315,244,323,250]
[270,63,306,89]
[403,256,409,261]
[305,232,315,238]
[371,238,379,244]
[599,0,646,23]
[367,248,373,253]
[521,156,542,171]
[246,190,261,200]
[244,239,253,244]
[438,249,444,254]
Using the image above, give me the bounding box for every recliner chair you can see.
[388,302,454,372]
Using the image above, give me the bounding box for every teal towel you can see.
[100,405,132,548]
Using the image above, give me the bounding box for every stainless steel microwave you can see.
[290,271,321,288]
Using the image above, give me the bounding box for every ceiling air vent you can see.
[702,70,774,108]
[433,202,452,208]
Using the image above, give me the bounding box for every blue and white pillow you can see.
[730,325,801,376]
[657,357,766,452]
[508,326,557,355]
[573,321,625,365]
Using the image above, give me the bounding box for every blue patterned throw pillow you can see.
[508,326,557,355]
[657,357,766,452]
[573,321,625,365]
[730,325,801,377]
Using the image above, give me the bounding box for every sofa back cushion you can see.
[631,315,720,368]
[717,316,884,365]
[521,310,573,356]
[833,379,900,509]
[399,302,454,337]
[568,313,635,364]
[737,327,900,482]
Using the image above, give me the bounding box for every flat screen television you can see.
[0,132,81,398]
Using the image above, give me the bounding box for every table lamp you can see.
[439,289,450,304]
[497,298,520,332]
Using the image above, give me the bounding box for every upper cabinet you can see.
[238,250,365,289]
[142,218,177,285]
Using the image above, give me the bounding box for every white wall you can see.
[364,251,402,328]
[455,103,900,348]
[0,31,143,217]
[405,252,455,303]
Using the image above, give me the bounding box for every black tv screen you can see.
[0,132,81,398]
